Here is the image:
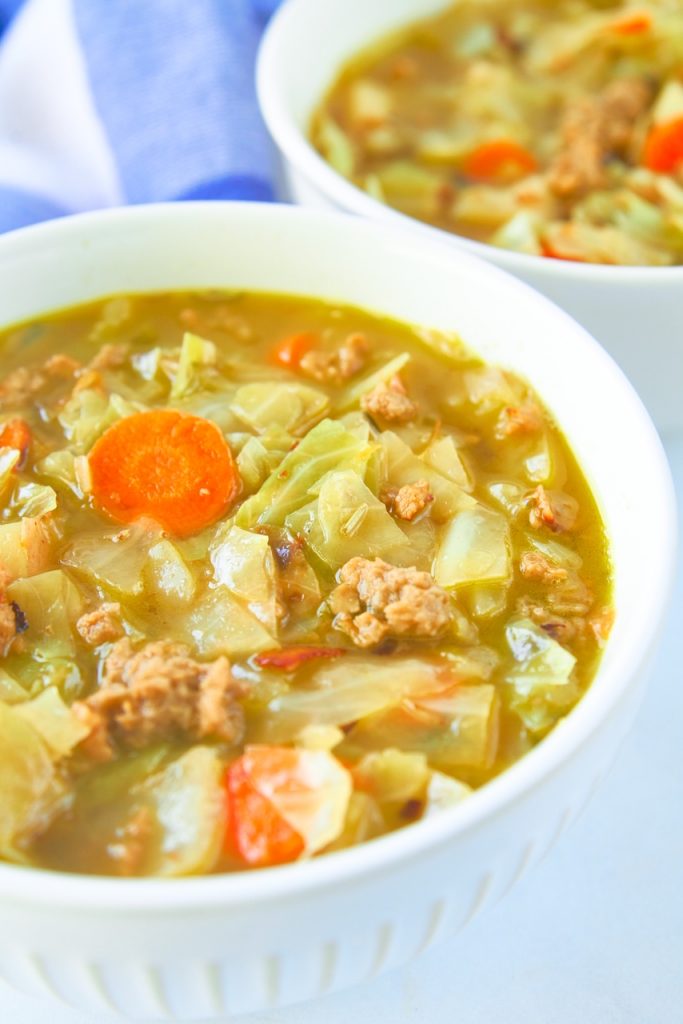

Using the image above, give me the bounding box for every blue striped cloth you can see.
[0,0,282,233]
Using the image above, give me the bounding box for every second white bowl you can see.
[257,0,683,437]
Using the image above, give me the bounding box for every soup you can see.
[312,0,683,266]
[0,291,612,876]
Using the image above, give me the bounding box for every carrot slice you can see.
[540,240,587,263]
[226,752,304,867]
[254,646,346,671]
[643,117,683,173]
[270,332,316,370]
[610,10,652,35]
[88,409,239,538]
[0,418,31,469]
[463,140,537,182]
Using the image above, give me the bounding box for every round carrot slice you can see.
[88,409,239,537]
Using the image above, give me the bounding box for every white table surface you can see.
[3,438,682,1024]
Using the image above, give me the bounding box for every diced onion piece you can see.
[434,506,511,588]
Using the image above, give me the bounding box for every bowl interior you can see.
[0,202,675,901]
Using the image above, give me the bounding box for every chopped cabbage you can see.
[0,447,20,499]
[186,586,275,658]
[423,771,472,817]
[0,668,28,704]
[232,382,330,437]
[62,520,162,598]
[381,431,476,519]
[170,332,217,399]
[146,539,196,605]
[434,506,512,588]
[236,434,293,494]
[146,747,227,877]
[350,683,499,771]
[0,518,53,581]
[210,525,279,633]
[354,749,430,808]
[652,79,683,125]
[253,658,443,743]
[504,619,579,732]
[234,418,371,529]
[421,435,472,491]
[175,387,242,433]
[327,790,385,850]
[12,482,58,519]
[14,687,90,757]
[293,469,413,570]
[467,584,509,620]
[0,701,65,859]
[35,449,82,497]
[59,388,142,453]
[316,115,356,176]
[7,570,82,658]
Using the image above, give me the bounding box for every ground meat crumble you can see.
[383,480,434,521]
[73,639,245,760]
[549,78,653,200]
[361,374,418,424]
[76,603,126,647]
[330,556,453,648]
[519,550,569,584]
[299,332,368,383]
[528,485,578,533]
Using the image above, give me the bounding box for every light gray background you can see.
[3,438,682,1024]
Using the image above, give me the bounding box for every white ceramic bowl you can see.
[0,203,675,1022]
[257,0,683,437]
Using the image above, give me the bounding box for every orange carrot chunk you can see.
[0,418,32,469]
[643,117,683,173]
[226,753,304,867]
[88,409,239,538]
[610,10,652,35]
[463,140,537,182]
[270,332,316,370]
[254,646,346,671]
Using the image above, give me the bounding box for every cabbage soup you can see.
[0,291,612,876]
[312,0,683,266]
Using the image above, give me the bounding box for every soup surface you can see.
[313,0,683,266]
[0,291,612,876]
